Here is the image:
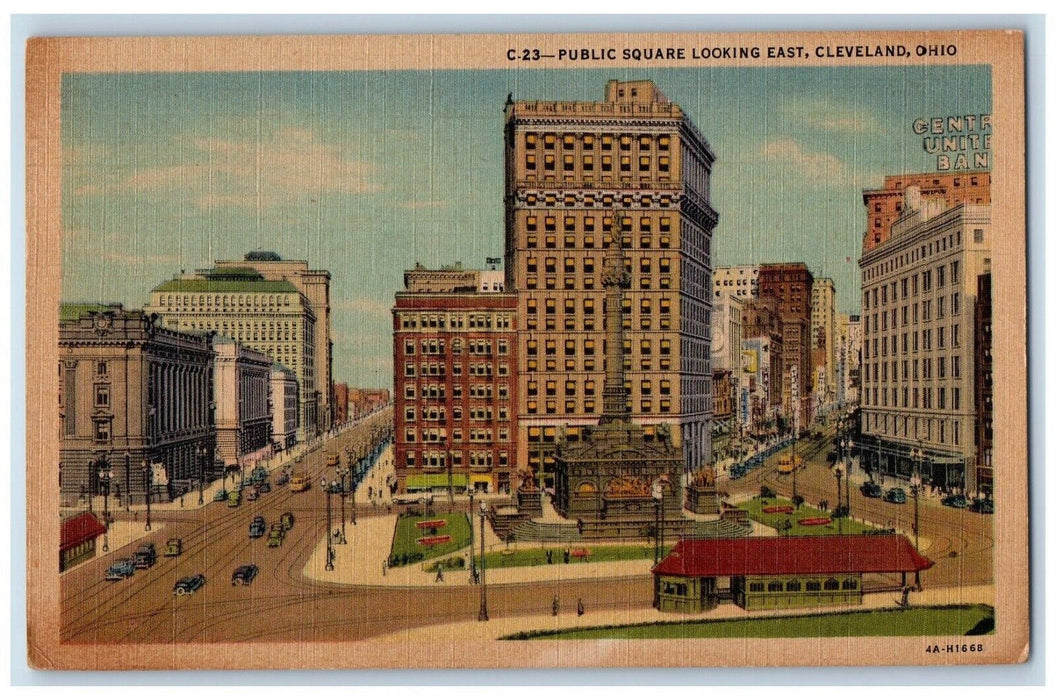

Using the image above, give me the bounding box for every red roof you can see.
[651,535,933,578]
[60,512,107,551]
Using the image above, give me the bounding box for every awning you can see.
[406,474,468,488]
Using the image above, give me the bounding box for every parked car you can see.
[884,487,907,504]
[245,486,260,502]
[970,498,994,514]
[258,480,271,493]
[249,516,266,538]
[942,494,970,509]
[275,471,290,486]
[860,482,884,498]
[227,489,242,507]
[164,538,183,557]
[231,564,259,586]
[267,524,285,547]
[105,558,136,581]
[213,489,229,502]
[134,543,157,569]
[173,574,206,596]
[280,512,295,532]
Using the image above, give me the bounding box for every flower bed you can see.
[797,517,832,526]
[415,519,447,529]
[762,505,795,514]
[416,534,452,546]
[570,548,590,559]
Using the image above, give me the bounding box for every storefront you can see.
[652,534,933,613]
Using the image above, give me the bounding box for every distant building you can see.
[811,278,837,410]
[836,313,862,406]
[974,273,993,496]
[59,304,215,504]
[214,252,333,431]
[713,265,759,302]
[271,365,299,452]
[740,297,784,429]
[393,266,518,494]
[858,180,991,494]
[212,337,272,470]
[711,296,743,431]
[146,265,318,441]
[758,263,814,429]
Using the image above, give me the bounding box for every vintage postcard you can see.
[25,29,1027,669]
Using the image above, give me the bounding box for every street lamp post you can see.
[351,451,358,526]
[196,445,206,505]
[910,447,923,547]
[124,451,131,512]
[143,461,153,531]
[336,463,348,544]
[477,502,489,621]
[834,465,843,535]
[97,457,112,552]
[321,478,334,571]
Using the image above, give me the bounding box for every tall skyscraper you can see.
[758,263,814,429]
[504,79,719,481]
[811,277,837,410]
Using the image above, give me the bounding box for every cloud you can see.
[333,297,392,317]
[755,139,852,185]
[782,100,883,135]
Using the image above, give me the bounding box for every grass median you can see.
[480,544,673,570]
[742,496,877,536]
[388,512,471,567]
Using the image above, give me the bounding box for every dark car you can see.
[231,564,259,586]
[258,480,271,493]
[275,471,290,486]
[249,516,266,538]
[105,558,136,581]
[884,487,908,504]
[213,489,229,502]
[860,482,883,498]
[134,543,157,569]
[970,498,994,514]
[173,573,206,596]
[942,494,970,509]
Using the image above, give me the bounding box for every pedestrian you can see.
[180,494,184,507]
[546,549,553,565]
[552,595,559,616]
[577,598,584,616]
[436,565,444,582]
[563,548,570,564]
[382,561,387,577]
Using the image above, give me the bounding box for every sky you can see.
[61,65,991,387]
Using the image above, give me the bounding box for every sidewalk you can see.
[61,518,167,573]
[367,583,995,644]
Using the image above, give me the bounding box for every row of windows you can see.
[520,191,676,209]
[155,293,294,309]
[397,313,514,330]
[404,406,511,422]
[524,132,672,152]
[862,384,964,412]
[526,255,674,275]
[526,336,673,356]
[404,427,510,444]
[526,296,676,316]
[523,233,675,252]
[405,451,509,468]
[526,355,674,373]
[524,213,674,234]
[403,339,510,356]
[862,356,963,382]
[523,274,674,293]
[526,152,672,174]
[864,261,963,310]
[526,397,673,415]
[863,294,964,333]
[404,384,510,401]
[527,378,672,397]
[862,230,978,282]
[863,411,962,446]
[403,362,509,378]
[862,324,962,358]
[746,577,858,593]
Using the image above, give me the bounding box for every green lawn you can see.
[742,496,877,536]
[388,512,472,566]
[503,604,995,640]
[480,544,673,570]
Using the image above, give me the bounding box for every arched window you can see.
[841,578,858,590]
[767,581,783,592]
[824,578,840,591]
[786,580,802,592]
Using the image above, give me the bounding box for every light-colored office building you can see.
[146,266,318,441]
[271,365,299,452]
[811,277,837,410]
[212,337,272,470]
[504,79,719,478]
[858,182,991,494]
[713,265,759,302]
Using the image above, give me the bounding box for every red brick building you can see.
[393,279,518,495]
[332,383,349,425]
[758,263,814,428]
[862,171,991,252]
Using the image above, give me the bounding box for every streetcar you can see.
[776,454,803,474]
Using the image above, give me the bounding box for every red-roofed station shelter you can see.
[651,534,933,613]
[60,512,107,572]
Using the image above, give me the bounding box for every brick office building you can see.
[504,79,719,482]
[758,263,814,429]
[393,268,518,494]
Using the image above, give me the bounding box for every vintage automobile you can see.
[104,558,136,581]
[267,524,285,547]
[244,485,260,502]
[249,516,266,539]
[227,489,242,507]
[280,512,295,532]
[213,488,229,502]
[173,573,206,596]
[942,493,970,509]
[884,487,908,504]
[133,542,157,569]
[275,471,290,486]
[860,481,884,498]
[164,538,183,557]
[258,480,272,493]
[231,564,259,586]
[970,497,994,514]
